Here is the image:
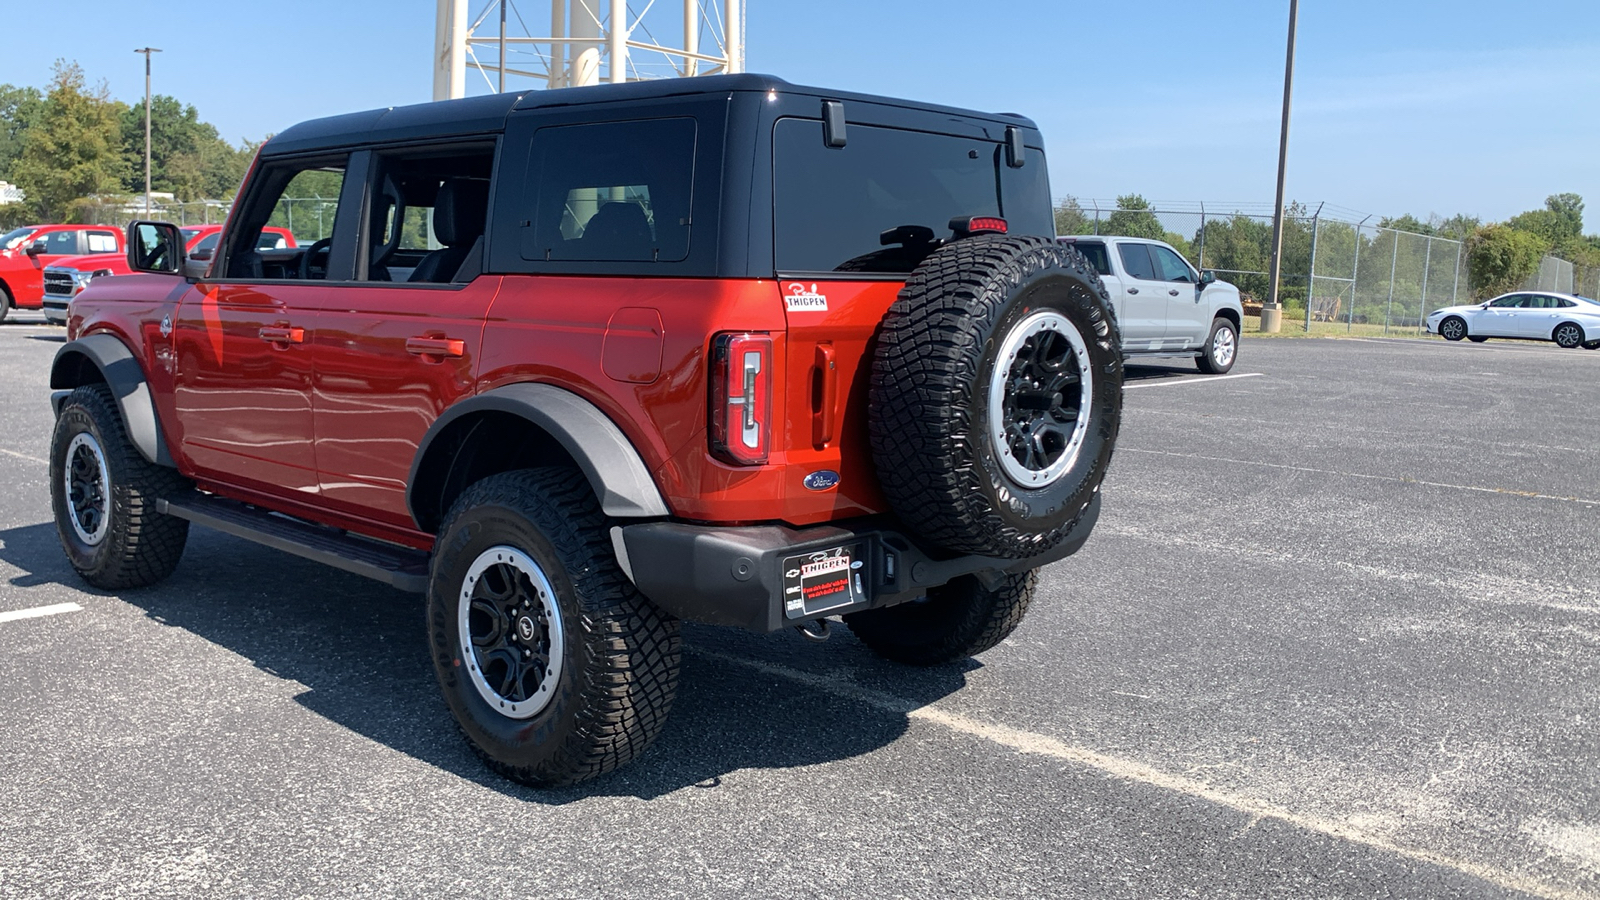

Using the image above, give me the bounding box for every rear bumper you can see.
[618,494,1101,632]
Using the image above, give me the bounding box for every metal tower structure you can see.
[433,0,744,101]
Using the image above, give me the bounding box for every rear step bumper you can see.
[617,494,1101,633]
[156,493,430,593]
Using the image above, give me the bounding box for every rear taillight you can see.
[709,332,772,466]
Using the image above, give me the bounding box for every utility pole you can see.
[1261,0,1297,334]
[135,48,161,218]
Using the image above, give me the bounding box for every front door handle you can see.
[1127,287,1139,295]
[259,325,304,344]
[1169,289,1180,296]
[406,336,465,358]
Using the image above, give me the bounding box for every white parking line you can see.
[1124,447,1600,507]
[0,447,48,465]
[0,602,83,623]
[1124,372,1264,391]
[692,647,1579,900]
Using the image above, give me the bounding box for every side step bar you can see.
[156,493,431,593]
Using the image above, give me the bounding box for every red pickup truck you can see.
[42,225,295,324]
[0,224,123,322]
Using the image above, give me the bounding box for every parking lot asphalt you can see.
[0,311,1596,899]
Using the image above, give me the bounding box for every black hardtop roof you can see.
[261,74,1039,156]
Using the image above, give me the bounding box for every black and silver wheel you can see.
[1553,322,1584,349]
[870,236,1121,559]
[845,571,1036,666]
[427,468,680,787]
[50,384,189,589]
[1196,317,1239,374]
[1439,316,1467,342]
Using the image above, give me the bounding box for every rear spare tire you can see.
[869,235,1121,559]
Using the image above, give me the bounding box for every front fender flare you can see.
[408,383,670,528]
[50,333,174,468]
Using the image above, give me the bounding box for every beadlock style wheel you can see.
[64,432,111,546]
[988,310,1092,489]
[458,545,565,720]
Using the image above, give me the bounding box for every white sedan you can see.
[1426,291,1600,349]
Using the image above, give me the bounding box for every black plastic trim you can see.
[49,334,174,467]
[621,494,1102,632]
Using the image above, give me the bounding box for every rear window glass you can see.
[521,118,696,263]
[1067,241,1111,276]
[773,118,1052,274]
[1118,243,1158,280]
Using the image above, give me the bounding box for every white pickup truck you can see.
[1059,236,1243,373]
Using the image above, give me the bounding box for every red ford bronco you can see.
[49,75,1122,786]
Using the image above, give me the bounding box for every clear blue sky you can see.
[4,1,1597,230]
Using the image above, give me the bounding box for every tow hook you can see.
[795,618,832,642]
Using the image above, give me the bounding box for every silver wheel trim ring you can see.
[458,545,566,720]
[988,309,1094,489]
[64,432,110,546]
[1213,326,1237,367]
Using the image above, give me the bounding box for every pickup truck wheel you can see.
[49,384,190,589]
[1196,317,1239,374]
[427,468,681,787]
[844,571,1036,666]
[870,235,1121,559]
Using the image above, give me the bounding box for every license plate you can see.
[782,543,867,618]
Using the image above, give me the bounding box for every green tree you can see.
[1053,196,1093,236]
[8,61,129,222]
[0,83,44,182]
[119,94,250,201]
[1465,224,1547,299]
[1102,194,1164,240]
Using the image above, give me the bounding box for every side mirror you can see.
[1199,270,1217,286]
[25,239,47,256]
[127,221,185,275]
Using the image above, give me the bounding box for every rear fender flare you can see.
[50,333,174,468]
[408,383,670,530]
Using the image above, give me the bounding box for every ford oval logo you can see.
[803,469,840,491]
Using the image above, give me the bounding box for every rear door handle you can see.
[406,336,465,358]
[259,325,304,344]
[1169,289,1180,296]
[812,343,838,448]
[1126,287,1139,295]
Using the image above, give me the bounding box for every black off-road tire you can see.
[1553,322,1584,349]
[1439,316,1467,342]
[844,571,1037,666]
[1196,317,1240,374]
[427,468,681,787]
[870,235,1121,559]
[50,384,190,589]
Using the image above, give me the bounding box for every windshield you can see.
[0,227,37,252]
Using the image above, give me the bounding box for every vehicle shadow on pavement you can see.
[1122,362,1200,384]
[0,521,970,803]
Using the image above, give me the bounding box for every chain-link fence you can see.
[1059,200,1599,335]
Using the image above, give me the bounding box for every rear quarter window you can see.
[520,117,696,263]
[1067,242,1112,276]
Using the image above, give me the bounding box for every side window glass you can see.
[361,144,495,283]
[1151,245,1195,282]
[224,157,347,280]
[45,230,78,254]
[1118,243,1158,281]
[1071,243,1112,276]
[1490,295,1520,308]
[86,231,118,253]
[522,118,696,263]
